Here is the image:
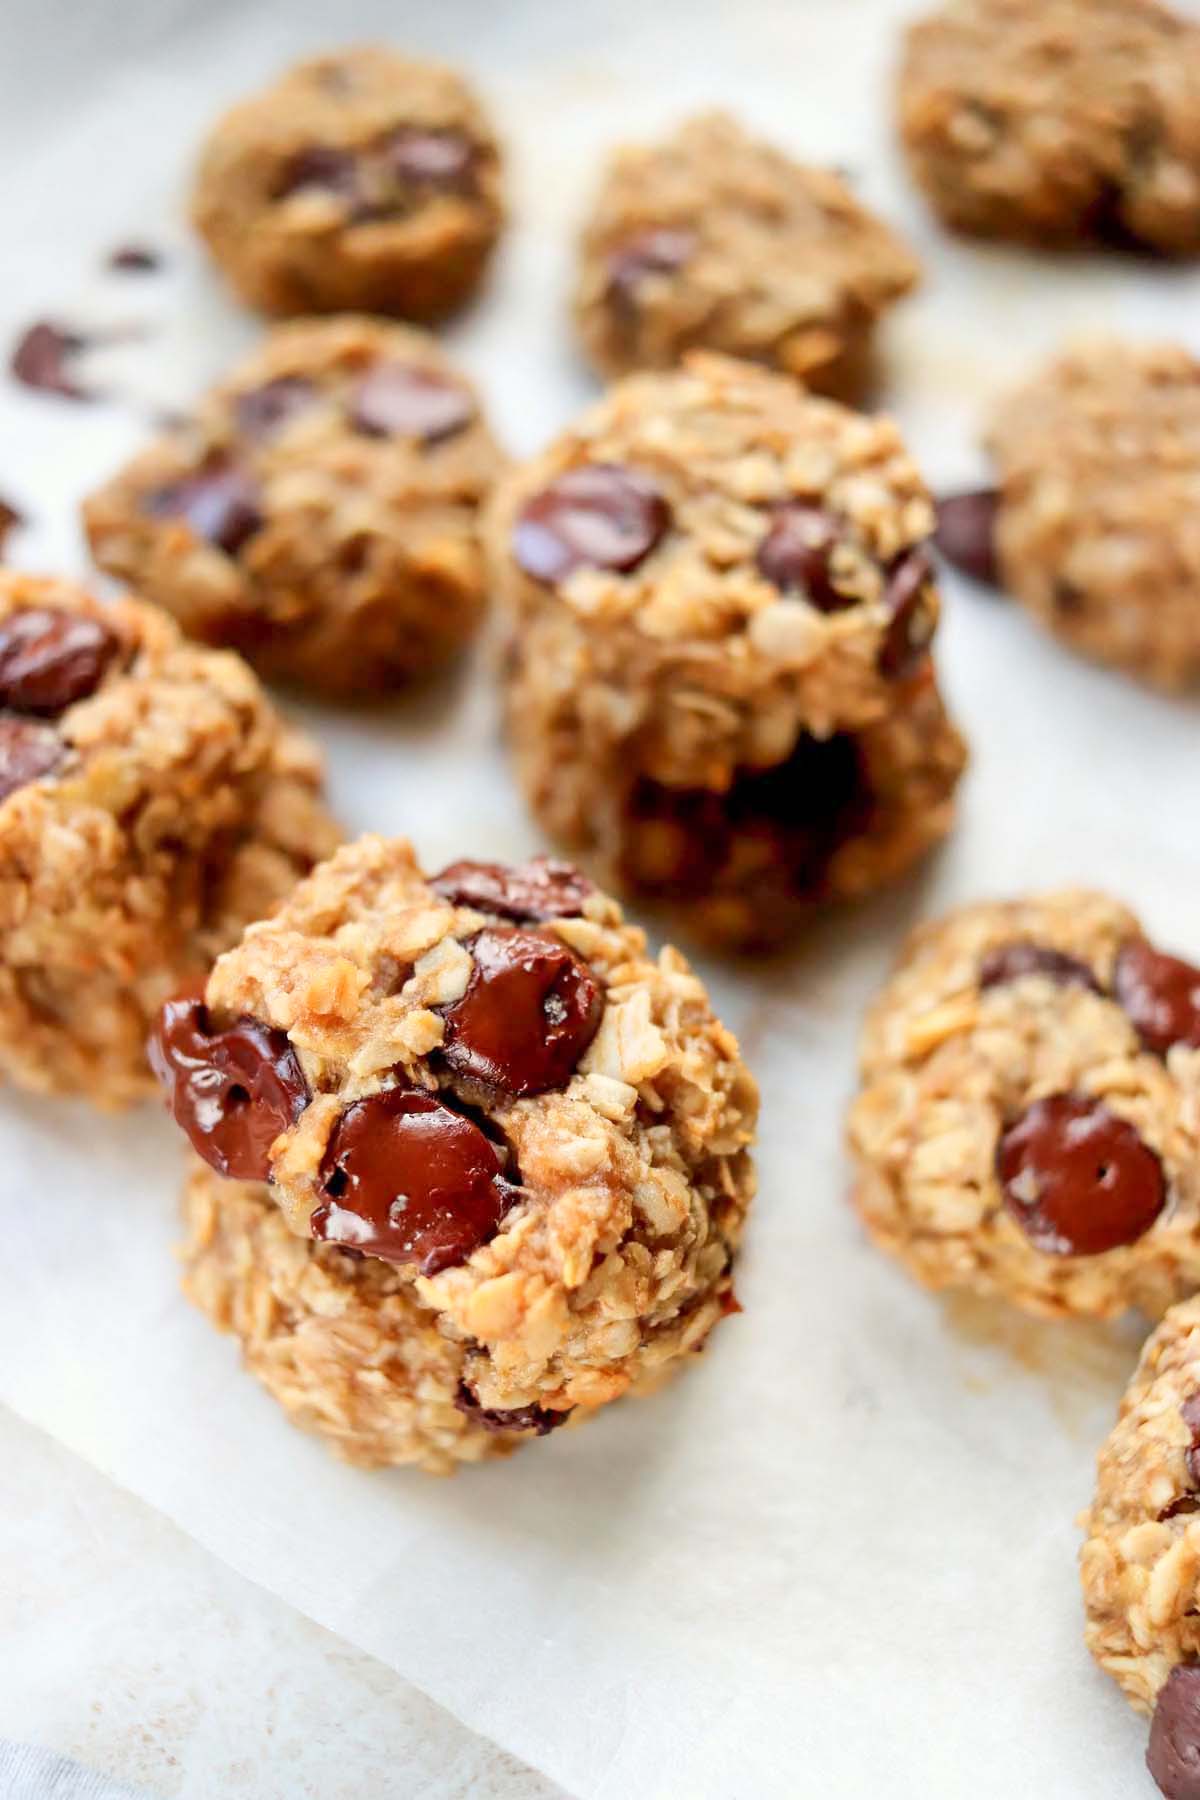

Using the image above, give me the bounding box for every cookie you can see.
[84,316,503,696]
[1082,1298,1200,1797]
[574,111,920,398]
[485,352,966,947]
[152,835,758,1464]
[848,891,1200,1319]
[897,0,1200,253]
[937,340,1200,689]
[0,572,338,1108]
[191,46,504,319]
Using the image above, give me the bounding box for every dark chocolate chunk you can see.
[606,226,696,312]
[0,608,123,717]
[440,926,603,1096]
[383,128,477,192]
[233,376,316,441]
[431,856,594,923]
[1115,939,1200,1058]
[0,716,65,802]
[10,320,91,401]
[144,458,264,556]
[313,1086,516,1273]
[996,1093,1166,1257]
[979,942,1101,994]
[274,144,362,203]
[513,464,670,584]
[149,997,309,1182]
[878,548,936,678]
[934,489,1000,587]
[756,503,851,612]
[454,1382,571,1436]
[1148,1665,1200,1800]
[348,362,474,443]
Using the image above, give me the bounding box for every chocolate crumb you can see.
[10,321,92,401]
[108,244,163,274]
[0,497,25,558]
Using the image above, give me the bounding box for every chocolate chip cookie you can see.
[848,891,1200,1319]
[575,111,920,398]
[156,835,758,1468]
[1082,1298,1200,1797]
[897,0,1200,253]
[937,339,1200,689]
[191,46,504,318]
[485,352,966,947]
[0,572,338,1108]
[84,316,503,696]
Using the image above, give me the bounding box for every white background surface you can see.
[0,1,1198,1795]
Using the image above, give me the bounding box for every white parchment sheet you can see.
[1,1,1198,1794]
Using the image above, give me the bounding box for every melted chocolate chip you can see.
[454,1382,571,1436]
[145,458,264,556]
[1148,1665,1200,1800]
[996,1093,1166,1257]
[148,997,309,1182]
[10,320,91,401]
[0,608,123,716]
[979,942,1101,994]
[312,1086,516,1273]
[756,503,851,612]
[606,226,696,312]
[108,243,162,274]
[878,548,936,678]
[233,376,315,441]
[0,497,25,559]
[431,857,594,923]
[934,489,1001,587]
[440,926,603,1096]
[1115,939,1200,1058]
[274,144,362,202]
[383,128,477,192]
[0,716,66,802]
[514,464,670,584]
[1182,1394,1200,1489]
[348,362,474,443]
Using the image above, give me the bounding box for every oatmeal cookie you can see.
[1082,1299,1200,1798]
[485,352,966,946]
[0,572,338,1108]
[152,835,757,1454]
[191,46,504,319]
[897,0,1200,254]
[946,340,1200,689]
[574,111,920,398]
[84,316,503,696]
[848,891,1200,1319]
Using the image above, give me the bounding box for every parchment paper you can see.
[1,1,1197,1793]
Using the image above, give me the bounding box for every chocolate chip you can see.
[431,857,595,923]
[979,942,1101,994]
[0,716,65,802]
[149,997,309,1183]
[878,548,936,678]
[274,144,362,202]
[312,1086,516,1273]
[1148,1666,1200,1800]
[514,464,670,584]
[10,320,91,401]
[755,503,851,612]
[233,376,315,441]
[383,128,476,192]
[108,243,162,274]
[1115,939,1200,1058]
[440,926,603,1096]
[145,458,264,556]
[606,226,696,311]
[1181,1395,1200,1488]
[348,362,474,443]
[934,489,1000,587]
[0,497,25,559]
[996,1093,1166,1257]
[0,608,123,717]
[454,1382,571,1436]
